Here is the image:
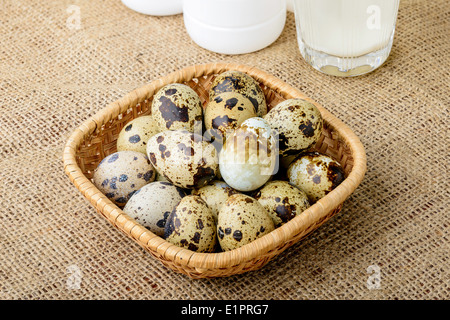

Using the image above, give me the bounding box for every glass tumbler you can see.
[293,0,400,77]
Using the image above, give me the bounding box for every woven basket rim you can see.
[63,62,367,273]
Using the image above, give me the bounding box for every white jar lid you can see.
[184,8,286,54]
[121,0,183,16]
[183,0,286,28]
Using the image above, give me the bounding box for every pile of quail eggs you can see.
[92,71,345,253]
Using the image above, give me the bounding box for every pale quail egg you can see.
[219,117,278,192]
[191,180,238,221]
[264,98,323,156]
[239,117,277,144]
[117,115,159,154]
[151,83,203,133]
[217,194,274,251]
[253,180,310,228]
[164,195,217,253]
[287,152,345,203]
[209,70,267,117]
[147,130,218,189]
[123,181,187,236]
[93,151,156,207]
[204,92,256,140]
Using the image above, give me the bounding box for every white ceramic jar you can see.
[183,0,287,54]
[121,0,183,16]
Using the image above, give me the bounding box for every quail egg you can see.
[209,70,267,117]
[191,180,238,221]
[164,195,217,253]
[151,83,203,133]
[219,117,278,192]
[123,181,186,236]
[217,194,274,251]
[147,130,218,189]
[264,98,323,156]
[287,152,345,203]
[117,115,159,154]
[93,151,156,207]
[204,92,257,140]
[253,180,310,228]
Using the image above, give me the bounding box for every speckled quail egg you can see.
[219,117,278,192]
[264,98,323,157]
[287,152,345,203]
[93,151,156,207]
[204,92,257,140]
[209,70,267,117]
[253,180,310,228]
[151,83,203,133]
[164,195,217,253]
[123,181,186,236]
[192,180,238,221]
[147,130,218,189]
[217,194,274,251]
[117,115,159,154]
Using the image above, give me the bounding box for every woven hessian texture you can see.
[1,0,448,299]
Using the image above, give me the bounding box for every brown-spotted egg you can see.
[147,130,218,189]
[209,70,267,117]
[217,194,274,251]
[151,83,203,132]
[123,181,187,236]
[191,180,238,221]
[117,115,159,154]
[264,98,323,156]
[204,91,256,140]
[164,195,217,253]
[253,180,310,228]
[287,152,345,203]
[93,151,156,207]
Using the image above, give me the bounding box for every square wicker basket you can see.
[63,63,366,279]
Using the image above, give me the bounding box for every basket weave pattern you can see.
[63,63,366,278]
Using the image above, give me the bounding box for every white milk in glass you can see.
[293,0,400,76]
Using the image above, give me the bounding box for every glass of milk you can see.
[293,0,400,76]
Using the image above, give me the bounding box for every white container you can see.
[183,0,287,55]
[121,0,183,16]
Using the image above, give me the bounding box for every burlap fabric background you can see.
[0,0,448,300]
